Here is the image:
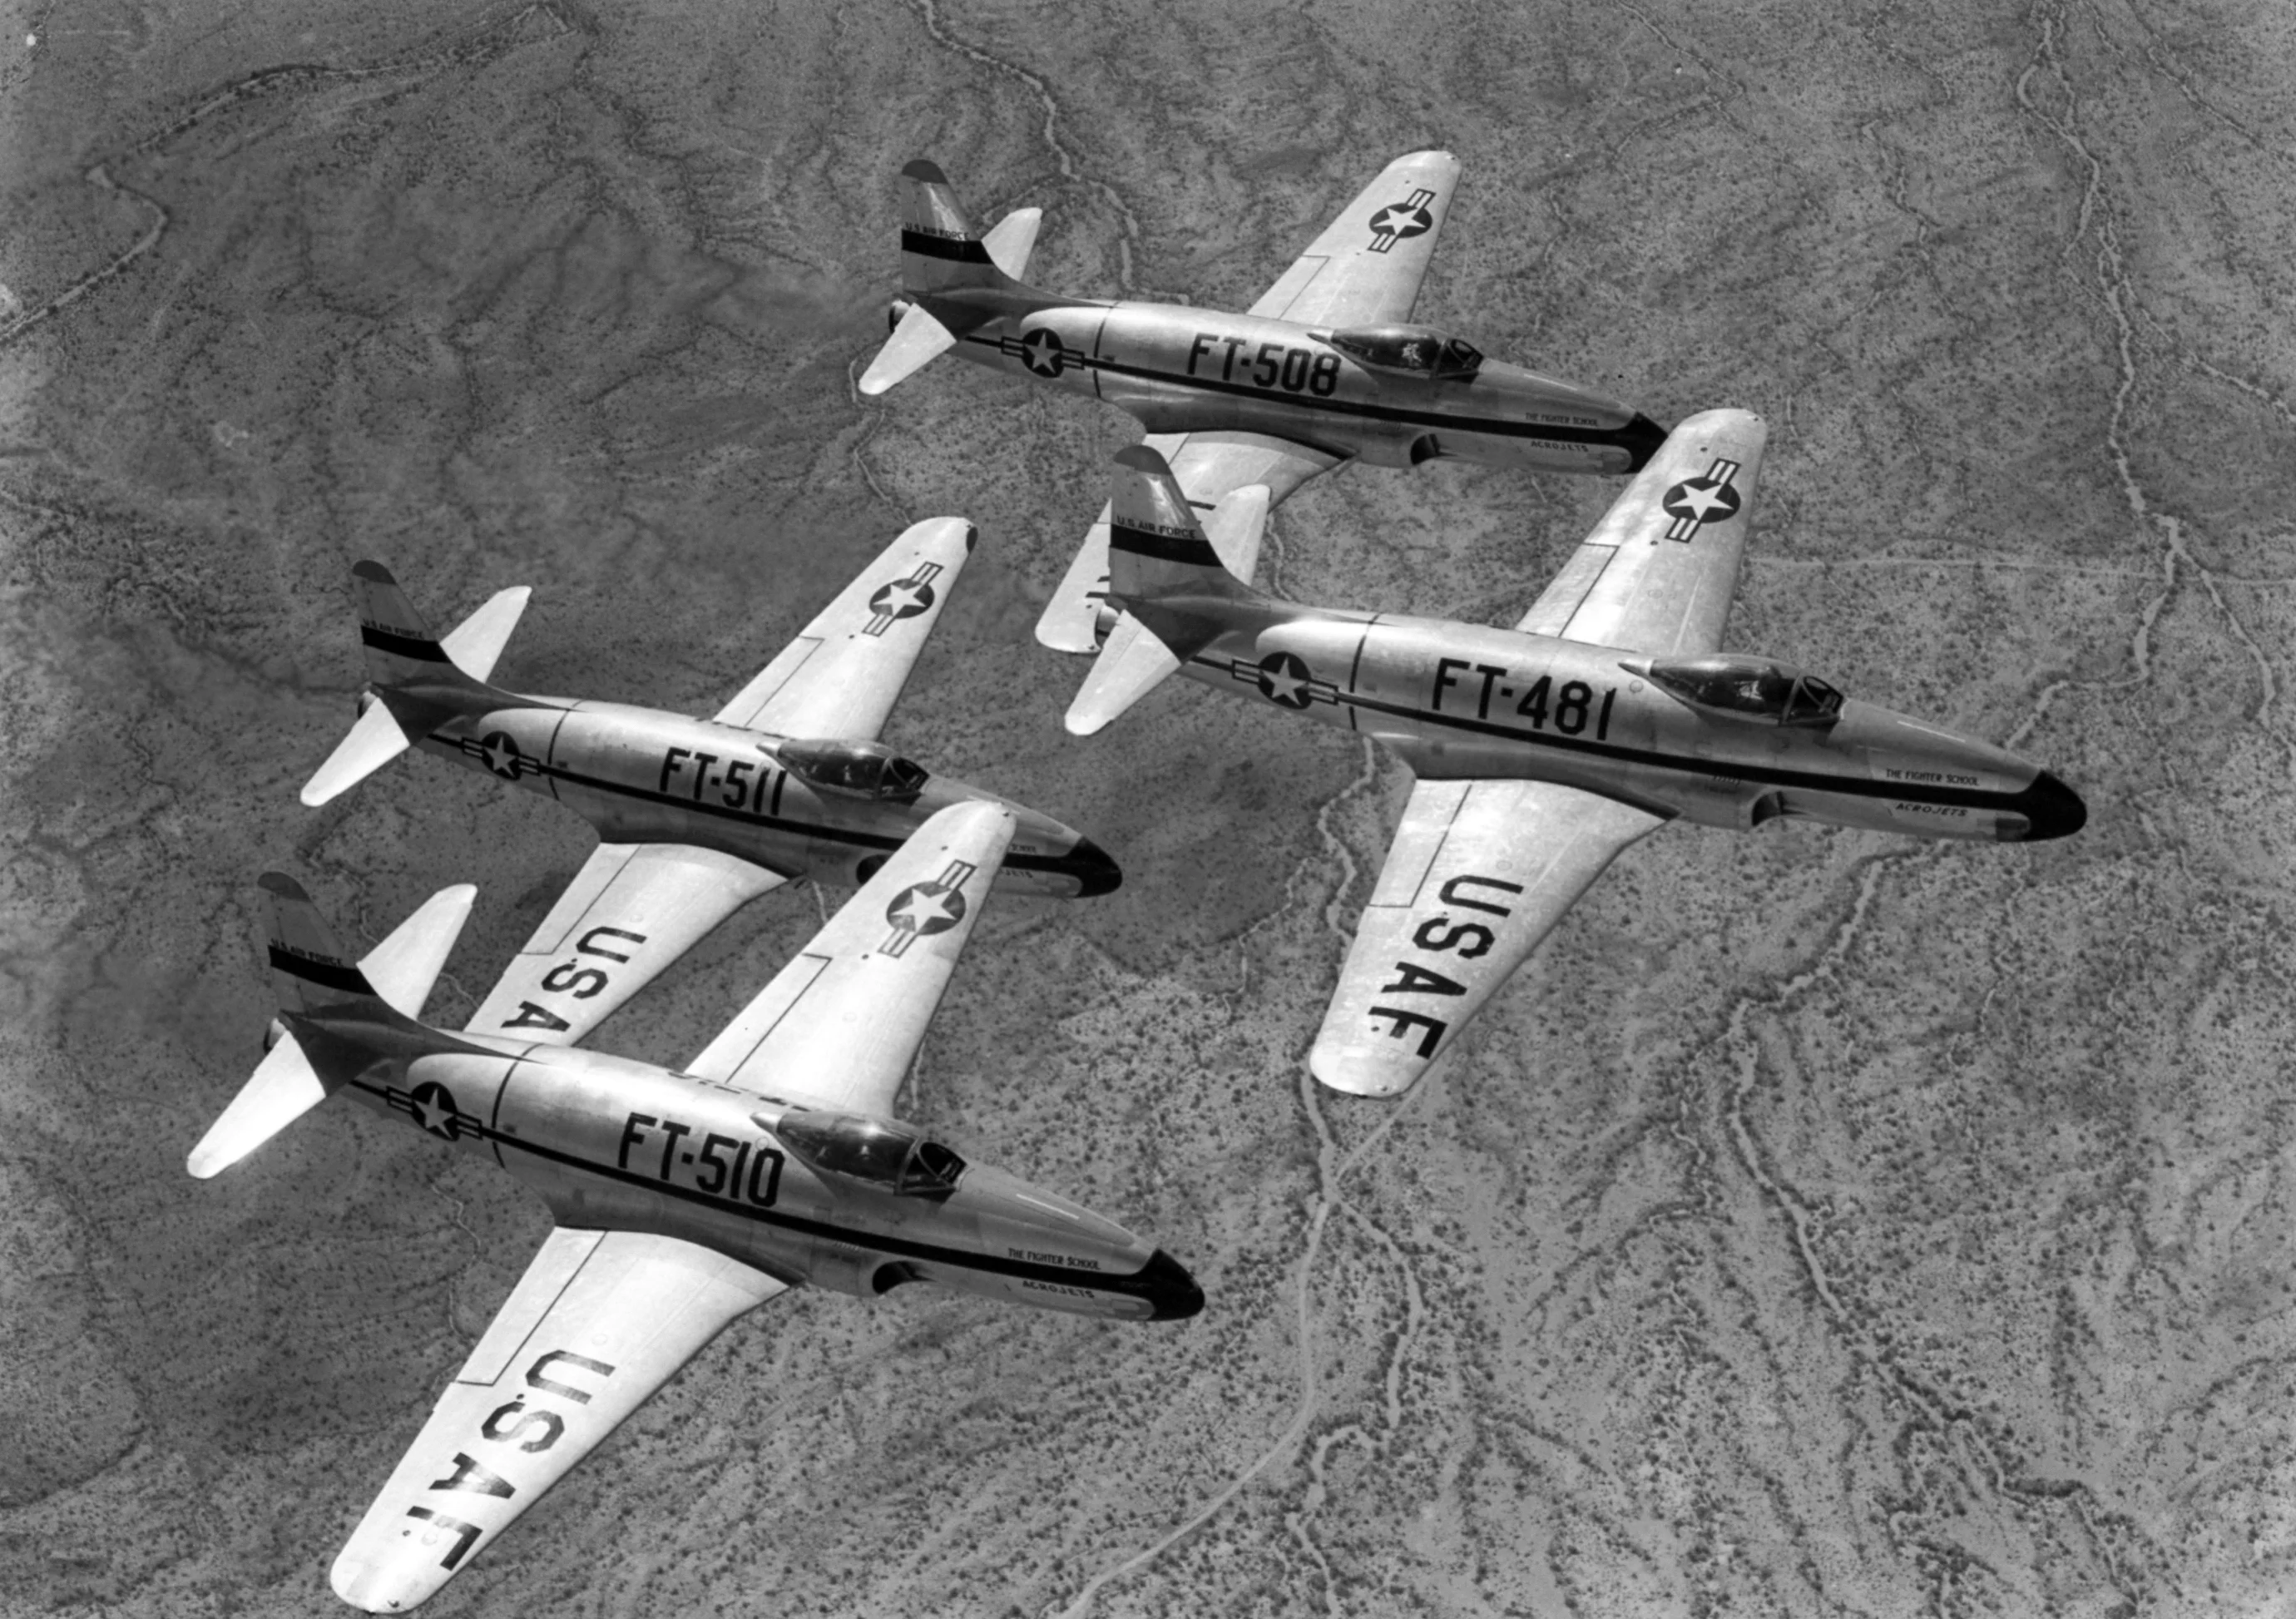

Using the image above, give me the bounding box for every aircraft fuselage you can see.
[289,1011,1198,1321]
[383,691,1116,896]
[1133,603,2082,841]
[913,290,1664,475]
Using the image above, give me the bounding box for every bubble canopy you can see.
[1325,324,1484,380]
[774,739,930,800]
[772,1110,968,1197]
[1640,655,1843,725]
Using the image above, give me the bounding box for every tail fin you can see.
[260,871,474,1017]
[354,559,458,686]
[1106,446,1261,608]
[898,159,1017,295]
[1065,449,1268,735]
[191,874,476,1177]
[304,564,528,807]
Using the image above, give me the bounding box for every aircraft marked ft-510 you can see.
[856,152,1669,654]
[187,805,1200,1612]
[300,519,1118,1048]
[1063,412,2087,1096]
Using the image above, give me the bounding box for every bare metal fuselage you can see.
[1142,602,2081,841]
[397,696,1115,896]
[291,1010,1195,1321]
[913,290,1662,475]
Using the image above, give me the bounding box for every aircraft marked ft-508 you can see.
[855,151,1670,654]
[1062,411,2087,1096]
[187,805,1201,1612]
[299,519,1118,1048]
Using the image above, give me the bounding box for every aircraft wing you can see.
[1312,777,1667,1097]
[331,1226,786,1613]
[1247,149,1462,328]
[1035,430,1340,651]
[713,516,974,738]
[685,800,1014,1116]
[1512,408,1767,656]
[464,843,788,1047]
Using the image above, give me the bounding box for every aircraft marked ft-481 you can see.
[1062,412,2087,1097]
[298,519,1118,1050]
[187,807,1200,1612]
[856,151,1670,654]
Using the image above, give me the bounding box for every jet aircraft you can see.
[302,518,1117,1048]
[1062,412,2087,1097]
[189,804,1202,1612]
[856,152,1670,654]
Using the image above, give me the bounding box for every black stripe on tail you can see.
[1110,520,1224,568]
[268,943,377,997]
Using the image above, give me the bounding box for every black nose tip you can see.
[1055,836,1122,898]
[1134,1248,1205,1321]
[2009,769,2087,841]
[1617,412,1670,472]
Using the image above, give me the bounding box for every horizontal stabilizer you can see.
[359,884,477,1019]
[438,587,531,683]
[187,1032,327,1179]
[859,301,957,395]
[982,208,1042,281]
[1202,483,1270,582]
[300,700,412,807]
[1065,611,1183,735]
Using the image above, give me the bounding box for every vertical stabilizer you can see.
[1108,446,1259,606]
[261,872,380,1013]
[354,561,457,686]
[308,564,523,806]
[1064,451,1268,735]
[898,159,1016,294]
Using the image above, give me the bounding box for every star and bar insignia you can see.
[1368,189,1437,254]
[865,562,945,635]
[878,859,977,957]
[1660,458,1744,542]
[393,1080,474,1141]
[459,731,539,781]
[1230,650,1335,710]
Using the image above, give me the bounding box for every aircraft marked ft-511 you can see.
[301,519,1118,1048]
[1063,412,2087,1097]
[856,152,1669,654]
[188,804,1200,1612]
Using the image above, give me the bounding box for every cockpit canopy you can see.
[775,739,930,801]
[774,1110,968,1197]
[1642,655,1843,725]
[1326,324,1484,381]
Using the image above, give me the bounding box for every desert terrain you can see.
[3,1,2294,1614]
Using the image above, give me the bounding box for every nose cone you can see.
[1053,835,1123,897]
[1120,1248,1205,1321]
[1618,412,1670,472]
[2004,769,2087,842]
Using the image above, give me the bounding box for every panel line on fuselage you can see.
[954,333,1637,450]
[347,1073,1151,1300]
[435,734,1080,880]
[1187,655,2034,814]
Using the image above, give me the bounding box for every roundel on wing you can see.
[868,578,937,620]
[1255,651,1316,709]
[409,1081,463,1140]
[1661,477,1741,527]
[1368,201,1434,241]
[885,881,967,936]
